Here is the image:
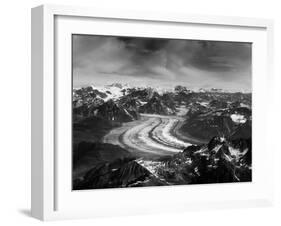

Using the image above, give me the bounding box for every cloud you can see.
[73,35,251,91]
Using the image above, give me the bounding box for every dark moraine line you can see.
[117,119,172,157]
[148,118,185,149]
[103,114,193,158]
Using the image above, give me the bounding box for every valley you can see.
[103,113,191,158]
[72,83,252,189]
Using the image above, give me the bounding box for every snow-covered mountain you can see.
[72,83,252,189]
[91,83,131,101]
[73,83,252,127]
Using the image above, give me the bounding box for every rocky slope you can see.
[73,135,251,190]
[72,84,252,189]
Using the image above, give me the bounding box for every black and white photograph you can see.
[72,35,252,190]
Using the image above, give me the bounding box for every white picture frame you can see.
[31,4,274,221]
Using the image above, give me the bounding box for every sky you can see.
[72,35,252,92]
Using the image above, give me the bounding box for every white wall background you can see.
[0,0,280,225]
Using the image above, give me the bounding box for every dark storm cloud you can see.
[188,41,251,72]
[73,35,251,91]
[118,37,169,53]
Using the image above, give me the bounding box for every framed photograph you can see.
[31,4,274,221]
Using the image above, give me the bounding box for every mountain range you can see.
[72,83,252,189]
